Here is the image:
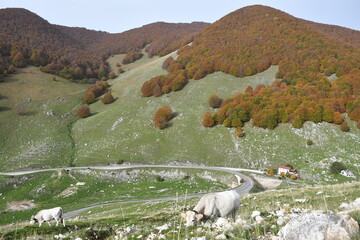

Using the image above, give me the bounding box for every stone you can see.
[278,211,359,240]
[215,233,227,239]
[251,210,261,218]
[255,215,264,224]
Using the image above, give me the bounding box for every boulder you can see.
[278,211,359,240]
[340,198,360,211]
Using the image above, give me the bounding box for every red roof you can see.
[278,166,292,170]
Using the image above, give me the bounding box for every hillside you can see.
[142,5,360,131]
[0,8,208,82]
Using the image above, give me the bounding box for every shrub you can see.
[154,106,174,129]
[101,91,114,104]
[15,104,27,116]
[330,161,346,174]
[208,94,223,108]
[357,121,360,129]
[109,72,116,79]
[236,127,244,137]
[83,91,96,104]
[290,175,297,180]
[202,112,215,127]
[162,56,174,70]
[266,169,275,175]
[76,106,91,118]
[307,139,314,145]
[122,51,143,64]
[117,67,124,74]
[155,176,165,182]
[333,112,343,124]
[340,122,350,132]
[116,159,124,165]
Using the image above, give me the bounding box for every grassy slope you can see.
[73,53,360,183]
[0,52,358,182]
[0,168,235,225]
[3,181,359,239]
[0,67,86,170]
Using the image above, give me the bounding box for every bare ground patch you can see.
[7,200,36,211]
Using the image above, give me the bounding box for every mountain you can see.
[143,5,360,130]
[0,8,208,81]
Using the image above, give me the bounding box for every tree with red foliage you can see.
[333,112,343,124]
[162,56,174,70]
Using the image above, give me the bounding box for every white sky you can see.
[1,0,359,33]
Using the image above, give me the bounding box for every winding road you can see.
[0,165,260,218]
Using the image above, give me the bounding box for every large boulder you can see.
[278,211,359,240]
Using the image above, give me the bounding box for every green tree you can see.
[330,162,346,174]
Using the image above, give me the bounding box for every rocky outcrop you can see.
[278,211,359,240]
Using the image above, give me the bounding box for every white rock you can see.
[251,210,261,218]
[215,217,229,226]
[294,199,307,203]
[75,238,82,240]
[190,237,206,240]
[277,217,285,226]
[316,191,323,195]
[147,232,157,240]
[215,233,227,240]
[255,215,264,224]
[276,209,285,217]
[156,223,169,233]
[340,198,360,210]
[137,235,143,239]
[76,182,86,186]
[278,211,359,240]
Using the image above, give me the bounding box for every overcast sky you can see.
[1,0,359,33]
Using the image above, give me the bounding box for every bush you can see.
[15,104,27,116]
[155,176,165,182]
[236,127,244,137]
[122,51,143,64]
[307,139,314,145]
[109,72,116,79]
[162,56,174,70]
[154,106,174,129]
[76,106,91,118]
[208,94,223,108]
[357,121,360,129]
[340,122,350,132]
[266,169,275,175]
[116,159,124,165]
[101,91,114,104]
[202,112,215,127]
[330,161,346,174]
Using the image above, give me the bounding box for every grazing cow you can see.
[181,190,240,226]
[30,207,65,227]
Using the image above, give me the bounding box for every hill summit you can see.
[142,5,360,129]
[0,8,208,82]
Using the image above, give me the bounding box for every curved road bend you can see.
[0,165,256,218]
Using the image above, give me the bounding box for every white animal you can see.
[30,207,65,227]
[181,190,240,226]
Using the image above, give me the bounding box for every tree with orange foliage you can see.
[101,91,114,104]
[154,106,174,129]
[333,112,343,124]
[77,106,91,118]
[202,112,215,127]
[236,127,244,137]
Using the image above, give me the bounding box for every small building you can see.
[278,166,300,178]
[340,170,355,178]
